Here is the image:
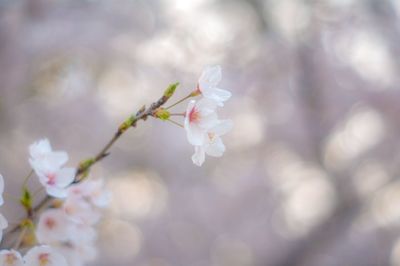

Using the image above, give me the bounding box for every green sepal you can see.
[153,108,170,121]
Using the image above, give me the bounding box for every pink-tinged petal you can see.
[186,124,205,146]
[46,186,68,198]
[55,167,76,187]
[192,146,205,166]
[206,137,226,157]
[211,119,234,136]
[0,249,23,266]
[24,245,68,266]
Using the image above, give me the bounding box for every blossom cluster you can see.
[0,139,110,266]
[184,66,233,166]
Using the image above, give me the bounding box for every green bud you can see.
[153,108,170,121]
[164,82,179,98]
[118,115,136,133]
[20,187,32,211]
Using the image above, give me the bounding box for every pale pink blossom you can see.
[23,246,67,266]
[67,179,111,208]
[0,249,23,266]
[197,65,231,106]
[184,98,219,146]
[192,120,233,166]
[55,243,97,266]
[36,209,73,244]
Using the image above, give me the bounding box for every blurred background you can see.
[1,0,400,265]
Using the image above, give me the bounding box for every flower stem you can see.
[165,94,193,110]
[22,170,34,187]
[13,225,27,250]
[167,119,184,128]
[1,87,179,249]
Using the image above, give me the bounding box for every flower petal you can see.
[55,167,76,187]
[192,146,206,166]
[206,137,226,157]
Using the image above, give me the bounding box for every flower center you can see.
[5,253,17,265]
[189,107,200,123]
[46,173,56,186]
[38,253,50,266]
[45,217,56,230]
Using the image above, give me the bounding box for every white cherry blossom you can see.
[192,120,233,166]
[196,65,231,106]
[0,249,23,266]
[36,209,73,244]
[23,246,67,266]
[184,98,219,146]
[29,139,68,170]
[29,139,75,198]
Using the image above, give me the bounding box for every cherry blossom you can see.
[29,139,76,198]
[192,119,233,166]
[184,98,219,146]
[36,209,73,244]
[23,246,67,266]
[29,139,68,170]
[196,65,231,106]
[0,249,23,266]
[63,179,110,225]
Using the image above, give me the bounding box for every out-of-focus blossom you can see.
[23,245,68,266]
[192,119,233,166]
[184,98,219,146]
[36,209,73,244]
[0,249,23,266]
[0,174,4,206]
[197,65,231,106]
[55,242,97,266]
[29,139,75,198]
[63,179,110,225]
[0,213,8,242]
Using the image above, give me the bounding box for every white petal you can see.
[45,186,68,198]
[196,98,218,115]
[0,249,23,266]
[198,113,219,129]
[24,245,68,266]
[199,65,221,88]
[55,168,76,187]
[0,213,8,230]
[206,137,226,157]
[192,146,205,166]
[29,139,52,159]
[211,120,234,136]
[0,174,4,206]
[186,124,205,146]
